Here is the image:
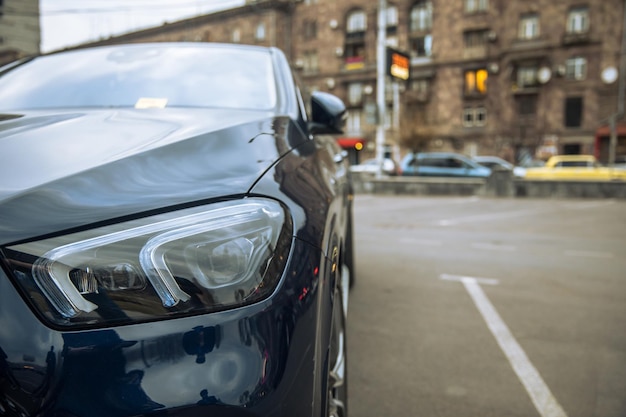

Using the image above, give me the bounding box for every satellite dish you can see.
[601,66,618,84]
[537,67,552,84]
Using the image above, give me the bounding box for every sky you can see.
[40,0,245,53]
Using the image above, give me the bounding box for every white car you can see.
[350,158,399,176]
[474,155,526,178]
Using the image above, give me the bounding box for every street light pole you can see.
[609,0,626,166]
[375,0,387,178]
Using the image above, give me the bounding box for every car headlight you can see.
[0,198,292,328]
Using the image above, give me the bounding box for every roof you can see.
[547,155,596,161]
[544,155,597,168]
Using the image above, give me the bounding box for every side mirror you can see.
[309,91,346,135]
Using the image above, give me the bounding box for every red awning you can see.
[337,137,365,148]
[595,124,626,137]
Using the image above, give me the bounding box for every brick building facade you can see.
[0,0,40,66]
[76,0,625,164]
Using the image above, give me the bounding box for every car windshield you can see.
[0,44,278,111]
[556,161,593,167]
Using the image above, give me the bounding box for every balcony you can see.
[511,83,540,95]
[562,32,590,46]
[404,90,430,104]
[463,45,488,60]
[509,37,550,53]
[344,56,366,71]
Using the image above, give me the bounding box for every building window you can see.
[347,10,367,33]
[387,5,398,28]
[519,14,539,40]
[346,110,362,134]
[345,9,367,68]
[255,23,266,41]
[386,5,398,43]
[345,44,366,66]
[410,35,432,58]
[565,97,583,127]
[411,79,429,94]
[517,66,538,88]
[517,96,537,115]
[475,107,487,126]
[410,1,432,32]
[463,30,489,48]
[303,20,317,40]
[463,109,474,126]
[232,29,241,43]
[465,0,488,13]
[406,78,430,102]
[465,69,488,94]
[567,7,589,34]
[304,0,318,4]
[565,56,587,80]
[348,83,364,106]
[463,107,487,127]
[303,50,319,74]
[410,1,433,59]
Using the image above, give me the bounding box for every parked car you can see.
[401,152,492,178]
[349,158,400,176]
[524,154,626,181]
[0,43,353,417]
[473,155,526,178]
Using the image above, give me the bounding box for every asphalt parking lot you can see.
[347,195,626,417]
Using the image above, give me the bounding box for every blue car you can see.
[401,152,492,178]
[0,43,352,417]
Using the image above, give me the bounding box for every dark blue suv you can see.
[401,152,492,178]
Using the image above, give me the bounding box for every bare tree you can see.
[399,101,440,153]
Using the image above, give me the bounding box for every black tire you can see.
[326,287,348,417]
[344,214,355,289]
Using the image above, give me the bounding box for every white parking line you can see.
[440,273,500,286]
[440,274,568,417]
[471,242,517,252]
[435,208,550,227]
[566,200,615,210]
[399,237,443,246]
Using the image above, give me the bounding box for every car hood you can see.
[0,108,302,245]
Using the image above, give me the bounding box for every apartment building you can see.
[75,0,625,163]
[0,0,40,65]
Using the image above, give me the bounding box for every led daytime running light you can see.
[27,200,285,319]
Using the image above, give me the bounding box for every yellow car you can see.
[523,155,626,181]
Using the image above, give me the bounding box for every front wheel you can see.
[326,286,348,417]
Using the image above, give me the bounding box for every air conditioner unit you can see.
[487,30,497,42]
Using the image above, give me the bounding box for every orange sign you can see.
[387,48,410,81]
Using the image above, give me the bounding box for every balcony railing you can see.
[562,32,590,46]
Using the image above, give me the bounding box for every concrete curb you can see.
[352,172,626,199]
